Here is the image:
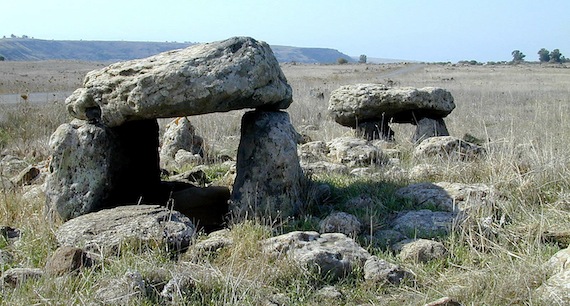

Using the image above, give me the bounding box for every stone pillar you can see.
[412,117,450,143]
[45,119,161,221]
[231,110,304,220]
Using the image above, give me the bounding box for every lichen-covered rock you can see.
[328,84,455,127]
[363,255,411,285]
[326,137,384,166]
[55,205,195,255]
[395,182,497,213]
[319,212,362,236]
[44,246,93,276]
[414,136,485,160]
[160,117,204,169]
[231,111,304,219]
[66,37,292,127]
[390,209,455,238]
[262,231,370,280]
[0,268,44,288]
[45,119,162,221]
[395,239,447,262]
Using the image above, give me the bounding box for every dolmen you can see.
[45,37,304,229]
[328,84,455,142]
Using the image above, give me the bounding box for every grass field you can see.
[0,61,569,305]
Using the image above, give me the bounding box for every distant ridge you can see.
[0,38,354,64]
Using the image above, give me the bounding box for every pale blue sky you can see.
[2,0,569,62]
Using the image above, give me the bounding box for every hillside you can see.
[0,38,353,64]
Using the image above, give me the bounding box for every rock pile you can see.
[328,84,455,142]
[45,36,302,227]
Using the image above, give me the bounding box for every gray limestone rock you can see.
[55,205,195,255]
[363,255,411,285]
[395,239,447,263]
[66,37,292,127]
[414,136,485,160]
[261,231,370,280]
[231,111,304,220]
[319,212,362,236]
[391,209,455,238]
[160,117,204,169]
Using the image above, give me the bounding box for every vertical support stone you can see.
[231,110,304,220]
[413,117,450,143]
[46,119,161,221]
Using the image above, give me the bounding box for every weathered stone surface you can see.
[45,120,118,219]
[45,246,93,276]
[46,119,162,221]
[262,231,370,280]
[66,37,292,127]
[395,239,447,262]
[391,209,455,238]
[0,268,44,288]
[364,255,410,285]
[536,246,570,304]
[160,117,204,169]
[10,165,40,186]
[326,137,384,166]
[95,271,146,304]
[413,117,450,143]
[328,84,455,127]
[367,229,408,249]
[423,296,462,306]
[231,111,304,219]
[395,182,497,213]
[319,212,362,236]
[55,205,195,255]
[414,136,485,160]
[301,161,349,175]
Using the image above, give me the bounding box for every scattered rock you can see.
[395,239,447,263]
[423,296,462,306]
[66,37,292,127]
[326,137,384,166]
[391,209,455,238]
[160,117,204,170]
[10,165,40,186]
[414,136,485,160]
[0,226,21,242]
[535,269,570,305]
[0,249,14,265]
[316,285,343,300]
[368,229,408,249]
[409,163,443,181]
[186,229,234,259]
[363,255,411,285]
[262,231,370,280]
[95,271,146,304]
[45,246,94,276]
[0,268,44,288]
[301,161,349,175]
[231,111,304,220]
[319,212,362,236]
[55,205,196,255]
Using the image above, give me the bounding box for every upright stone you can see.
[231,111,303,219]
[46,119,161,221]
[65,37,292,127]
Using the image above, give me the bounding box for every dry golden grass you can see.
[0,61,569,304]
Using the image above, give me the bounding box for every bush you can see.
[337,57,348,64]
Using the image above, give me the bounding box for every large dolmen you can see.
[45,37,303,227]
[328,84,455,142]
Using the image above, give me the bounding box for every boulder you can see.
[326,137,384,166]
[0,268,44,288]
[328,84,454,140]
[414,136,485,160]
[262,231,370,280]
[44,246,93,276]
[319,212,362,236]
[395,239,447,262]
[390,209,455,238]
[536,246,570,304]
[55,205,195,255]
[363,255,410,285]
[45,119,162,221]
[95,271,146,304]
[66,37,292,127]
[231,111,304,219]
[395,182,496,213]
[160,117,204,169]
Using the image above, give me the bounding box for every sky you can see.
[2,0,569,62]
